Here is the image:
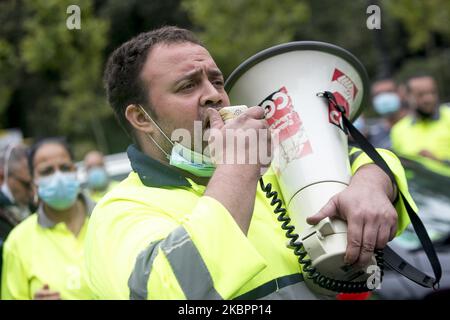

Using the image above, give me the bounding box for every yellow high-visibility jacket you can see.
[84,145,415,300]
[1,194,94,300]
[88,181,119,203]
[391,106,450,163]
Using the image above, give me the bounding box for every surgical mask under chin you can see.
[373,92,400,115]
[169,143,216,177]
[139,105,216,178]
[37,171,80,210]
[87,167,109,190]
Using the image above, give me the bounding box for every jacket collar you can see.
[127,144,190,188]
[37,192,96,228]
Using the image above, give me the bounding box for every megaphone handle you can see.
[259,177,385,293]
[319,91,442,289]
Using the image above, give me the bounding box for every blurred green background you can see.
[0,0,449,159]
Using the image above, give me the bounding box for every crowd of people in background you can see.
[358,74,450,175]
[0,73,448,300]
[0,139,115,299]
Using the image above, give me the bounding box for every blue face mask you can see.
[353,116,366,132]
[37,171,80,210]
[373,92,401,115]
[87,167,109,190]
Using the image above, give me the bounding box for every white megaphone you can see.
[225,41,375,294]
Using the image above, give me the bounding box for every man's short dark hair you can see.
[103,26,203,136]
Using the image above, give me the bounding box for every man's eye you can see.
[180,82,196,91]
[213,80,224,87]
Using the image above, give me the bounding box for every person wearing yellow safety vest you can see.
[83,150,118,203]
[1,138,93,300]
[391,74,450,170]
[368,78,408,149]
[84,26,414,300]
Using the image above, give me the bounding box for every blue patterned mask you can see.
[373,93,400,115]
[37,171,80,210]
[87,167,109,190]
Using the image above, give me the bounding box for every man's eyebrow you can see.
[207,69,223,78]
[174,69,202,84]
[174,68,223,84]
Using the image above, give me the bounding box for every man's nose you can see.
[200,81,222,107]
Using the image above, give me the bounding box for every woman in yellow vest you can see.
[1,138,93,299]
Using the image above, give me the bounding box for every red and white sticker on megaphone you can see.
[260,86,313,175]
[328,68,358,131]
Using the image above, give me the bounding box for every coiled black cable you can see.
[259,177,384,293]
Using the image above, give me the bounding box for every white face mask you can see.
[139,105,216,177]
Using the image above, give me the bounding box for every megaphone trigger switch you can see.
[317,219,335,237]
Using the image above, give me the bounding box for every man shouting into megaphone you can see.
[83,26,412,300]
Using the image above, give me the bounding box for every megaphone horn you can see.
[225,41,442,295]
[225,41,374,294]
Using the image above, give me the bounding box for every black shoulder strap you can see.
[319,91,442,289]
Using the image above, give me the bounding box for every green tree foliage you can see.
[21,0,110,156]
[0,0,193,157]
[0,0,110,157]
[182,0,310,76]
[98,0,191,54]
[0,39,19,124]
[386,0,450,52]
[0,0,23,127]
[384,0,450,102]
[182,0,450,104]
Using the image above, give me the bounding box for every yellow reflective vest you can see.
[84,145,414,300]
[391,106,450,164]
[88,180,119,203]
[1,194,94,300]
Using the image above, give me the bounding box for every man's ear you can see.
[125,104,154,134]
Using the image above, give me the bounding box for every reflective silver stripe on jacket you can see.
[129,228,320,300]
[128,240,162,300]
[128,227,222,300]
[349,150,364,165]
